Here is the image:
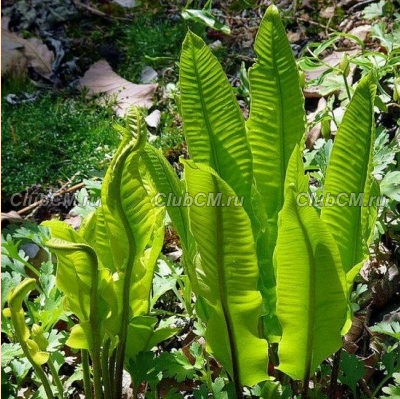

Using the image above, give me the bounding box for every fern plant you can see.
[4,5,379,398]
[143,4,378,396]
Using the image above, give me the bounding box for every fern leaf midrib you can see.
[189,35,221,176]
[349,94,374,273]
[296,203,315,380]
[272,24,288,221]
[213,174,241,386]
[113,132,145,398]
[326,89,374,274]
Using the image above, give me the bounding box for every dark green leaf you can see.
[381,347,400,376]
[156,350,198,382]
[126,351,161,393]
[339,351,365,394]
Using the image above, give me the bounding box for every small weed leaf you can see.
[339,351,366,396]
[381,372,400,398]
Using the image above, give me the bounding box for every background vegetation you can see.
[1,0,399,398]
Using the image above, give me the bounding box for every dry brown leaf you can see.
[306,97,327,147]
[145,109,161,128]
[1,31,27,77]
[1,18,54,79]
[347,25,371,44]
[112,0,139,7]
[320,6,335,19]
[287,30,301,43]
[344,316,364,345]
[1,211,23,224]
[64,215,82,230]
[140,65,158,83]
[165,249,183,262]
[78,60,157,117]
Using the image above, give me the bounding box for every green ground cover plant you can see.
[1,92,119,201]
[114,13,186,83]
[2,3,399,399]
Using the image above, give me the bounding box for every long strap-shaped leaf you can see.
[183,160,268,387]
[321,74,377,283]
[80,208,116,274]
[246,4,305,239]
[246,5,305,324]
[140,145,190,251]
[101,108,152,273]
[275,146,347,381]
[129,159,166,315]
[140,145,200,291]
[180,31,253,206]
[101,108,166,398]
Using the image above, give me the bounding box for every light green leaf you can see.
[381,372,400,398]
[140,145,199,290]
[380,171,400,201]
[1,343,23,366]
[129,219,165,316]
[26,339,49,365]
[370,321,400,340]
[125,316,157,360]
[1,271,22,310]
[182,9,230,34]
[125,316,180,360]
[180,30,253,209]
[43,221,97,321]
[362,0,387,19]
[100,110,151,273]
[247,4,305,226]
[80,209,115,273]
[7,278,36,343]
[246,4,305,321]
[321,74,377,283]
[31,324,48,351]
[101,108,165,316]
[183,160,268,386]
[147,320,181,350]
[66,322,92,350]
[275,147,347,380]
[99,270,123,337]
[141,145,189,250]
[42,221,112,355]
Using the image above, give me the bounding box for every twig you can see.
[302,378,310,399]
[17,182,86,215]
[359,379,372,397]
[329,348,342,399]
[285,16,337,33]
[72,0,132,22]
[348,0,377,13]
[234,54,254,62]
